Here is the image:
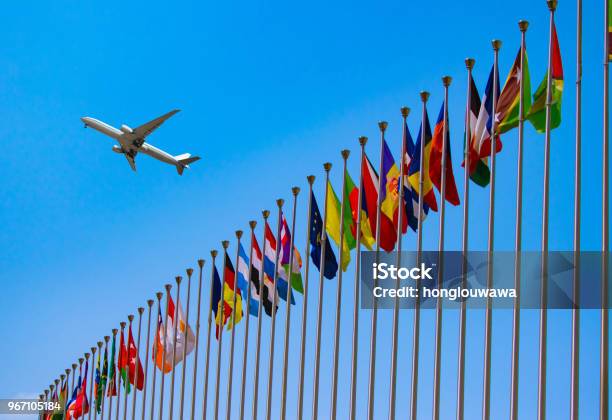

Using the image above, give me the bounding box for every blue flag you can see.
[309,190,338,279]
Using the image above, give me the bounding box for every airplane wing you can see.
[132,109,180,139]
[123,150,137,172]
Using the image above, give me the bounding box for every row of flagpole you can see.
[40,0,612,418]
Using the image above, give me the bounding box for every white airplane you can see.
[81,110,200,175]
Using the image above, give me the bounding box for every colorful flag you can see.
[210,265,231,340]
[325,179,354,271]
[277,213,304,299]
[527,21,563,132]
[95,346,107,413]
[429,102,460,206]
[106,334,117,396]
[65,370,82,419]
[462,73,491,187]
[52,380,68,420]
[379,139,407,251]
[237,243,258,316]
[402,121,429,231]
[496,46,531,133]
[360,154,380,248]
[118,329,130,393]
[223,252,243,329]
[345,169,374,249]
[408,109,439,212]
[126,325,145,390]
[251,232,276,316]
[263,220,296,305]
[309,189,338,279]
[67,361,89,419]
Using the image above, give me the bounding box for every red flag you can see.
[127,326,145,390]
[429,102,460,206]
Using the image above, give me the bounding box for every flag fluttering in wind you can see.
[497,46,531,133]
[527,21,563,132]
[360,154,380,248]
[380,139,407,251]
[126,324,144,390]
[278,213,304,300]
[66,362,89,419]
[118,329,131,393]
[222,253,243,329]
[153,292,197,370]
[263,221,292,305]
[251,232,276,316]
[309,189,338,279]
[106,334,117,396]
[210,265,230,340]
[429,102,460,206]
[402,121,429,231]
[326,178,355,271]
[462,74,491,186]
[237,243,259,316]
[344,170,364,245]
[408,110,439,212]
[95,346,107,413]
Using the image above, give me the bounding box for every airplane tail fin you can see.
[175,153,201,175]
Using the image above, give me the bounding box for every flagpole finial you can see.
[61,373,66,379]
[341,149,350,160]
[72,363,78,369]
[222,240,230,249]
[165,283,172,293]
[442,76,452,87]
[85,353,90,360]
[128,314,134,322]
[420,91,430,102]
[249,220,257,229]
[292,186,300,196]
[120,322,126,329]
[147,299,154,307]
[79,358,84,365]
[465,58,475,70]
[138,307,144,315]
[546,0,557,11]
[324,162,332,172]
[198,259,205,269]
[378,121,388,132]
[307,175,315,184]
[176,275,182,285]
[186,268,194,277]
[518,20,529,32]
[104,335,110,343]
[401,107,410,118]
[156,292,163,300]
[236,230,243,239]
[277,198,285,208]
[91,346,96,354]
[263,210,270,219]
[492,39,502,51]
[97,341,103,349]
[211,249,218,258]
[359,136,368,146]
[112,328,118,335]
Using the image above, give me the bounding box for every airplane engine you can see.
[112,145,123,154]
[120,124,133,134]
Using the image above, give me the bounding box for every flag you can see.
[429,102,460,205]
[158,293,198,367]
[106,334,117,396]
[408,109,439,212]
[379,139,407,251]
[402,121,429,231]
[263,220,296,305]
[497,47,531,133]
[462,73,491,187]
[277,213,304,299]
[126,325,145,390]
[345,169,374,248]
[65,371,81,419]
[210,264,232,339]
[52,379,68,420]
[360,154,380,248]
[223,252,243,329]
[309,189,339,279]
[609,0,612,61]
[325,179,355,271]
[251,232,276,316]
[67,361,89,419]
[527,21,563,132]
[95,346,107,413]
[118,329,130,394]
[237,243,258,316]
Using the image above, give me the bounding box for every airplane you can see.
[80,109,200,175]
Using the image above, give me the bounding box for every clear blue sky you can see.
[0,0,607,418]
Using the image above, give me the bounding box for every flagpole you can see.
[190,259,206,420]
[537,3,556,418]
[140,300,154,420]
[239,221,257,420]
[202,251,218,420]
[602,0,610,417]
[411,91,429,420]
[226,231,244,420]
[52,380,58,420]
[265,199,285,420]
[49,384,56,420]
[252,211,270,420]
[367,121,388,420]
[123,316,134,420]
[116,322,125,420]
[349,137,367,420]
[280,187,300,420]
[88,347,96,420]
[73,362,78,397]
[131,308,144,420]
[158,284,172,420]
[482,39,501,420]
[168,276,182,420]
[62,371,69,419]
[389,108,408,420]
[312,163,332,420]
[102,335,110,420]
[457,57,474,420]
[214,241,230,420]
[149,293,163,420]
[297,176,315,420]
[179,268,194,420]
[330,150,350,420]
[510,20,529,420]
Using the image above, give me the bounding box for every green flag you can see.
[497,48,531,134]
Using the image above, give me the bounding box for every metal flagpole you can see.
[116,322,125,420]
[108,329,118,420]
[168,276,182,420]
[226,231,244,420]
[124,316,134,420]
[132,308,144,420]
[297,176,315,420]
[88,347,96,420]
[190,259,206,420]
[389,108,409,420]
[457,58,474,420]
[214,241,230,420]
[280,187,300,420]
[483,39,501,420]
[602,0,610,418]
[538,3,556,418]
[252,211,270,420]
[141,300,154,420]
[149,293,163,420]
[102,336,110,419]
[62,372,68,419]
[510,20,529,420]
[367,121,388,420]
[95,341,103,420]
[433,76,452,420]
[411,92,429,420]
[72,362,78,397]
[571,2,582,419]
[349,137,367,420]
[312,163,332,420]
[265,199,285,420]
[52,379,59,420]
[179,268,194,420]
[158,284,172,420]
[239,221,257,420]
[202,252,218,420]
[49,384,55,420]
[330,152,349,420]
[53,379,60,420]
